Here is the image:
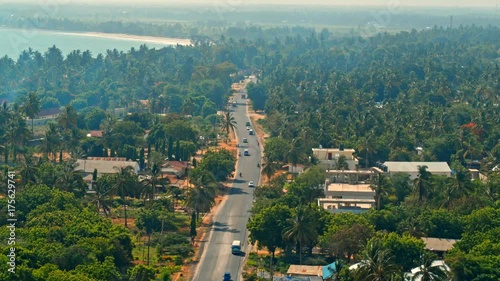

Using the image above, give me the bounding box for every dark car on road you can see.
[223,272,231,281]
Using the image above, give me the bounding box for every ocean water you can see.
[0,27,190,59]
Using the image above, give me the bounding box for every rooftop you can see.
[421,237,458,252]
[326,183,373,193]
[75,158,139,174]
[287,265,322,277]
[312,148,355,152]
[35,107,61,118]
[326,169,376,175]
[88,130,103,137]
[383,162,451,174]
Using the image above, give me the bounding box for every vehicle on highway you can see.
[244,149,249,156]
[246,126,251,130]
[231,240,241,254]
[249,129,254,135]
[248,181,255,187]
[242,138,248,143]
[232,101,237,107]
[223,272,231,281]
[245,121,251,126]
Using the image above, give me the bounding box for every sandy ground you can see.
[3,27,192,46]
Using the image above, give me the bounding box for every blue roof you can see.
[322,262,337,279]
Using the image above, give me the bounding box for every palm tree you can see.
[261,157,280,181]
[287,138,305,175]
[185,172,217,221]
[22,92,41,134]
[221,111,237,143]
[414,165,431,202]
[93,177,114,217]
[411,251,449,281]
[55,159,87,197]
[355,240,401,281]
[371,173,390,210]
[282,206,318,264]
[39,123,61,162]
[113,166,137,228]
[4,112,30,163]
[57,105,78,131]
[19,154,41,187]
[335,155,349,170]
[141,163,170,207]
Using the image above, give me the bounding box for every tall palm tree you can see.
[57,105,78,131]
[282,206,318,264]
[261,157,280,181]
[221,111,237,143]
[185,172,217,221]
[141,163,170,207]
[287,138,305,175]
[371,173,390,210]
[22,92,41,134]
[5,113,30,163]
[414,165,431,202]
[411,251,449,281]
[19,154,41,187]
[113,166,137,228]
[55,159,87,197]
[93,177,114,217]
[39,123,61,162]
[355,240,401,281]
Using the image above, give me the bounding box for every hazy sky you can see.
[4,0,500,7]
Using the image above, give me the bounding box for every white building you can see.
[312,146,359,170]
[382,161,451,180]
[318,169,378,214]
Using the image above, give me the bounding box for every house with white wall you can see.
[318,169,379,214]
[312,145,359,170]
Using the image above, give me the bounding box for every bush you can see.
[165,244,193,258]
[159,269,172,281]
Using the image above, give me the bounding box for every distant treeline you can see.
[0,6,499,41]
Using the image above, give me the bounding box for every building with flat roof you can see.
[312,146,359,170]
[318,169,378,213]
[382,161,451,180]
[421,237,458,254]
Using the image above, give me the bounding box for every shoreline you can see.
[0,27,192,46]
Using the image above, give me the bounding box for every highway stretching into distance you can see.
[191,76,261,281]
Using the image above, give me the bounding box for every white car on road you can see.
[248,181,255,187]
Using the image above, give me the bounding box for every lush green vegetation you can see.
[0,13,499,280]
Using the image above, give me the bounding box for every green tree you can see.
[354,240,401,281]
[112,165,137,227]
[282,205,319,264]
[221,111,237,143]
[141,163,170,207]
[411,251,449,281]
[371,173,390,210]
[22,91,41,134]
[190,211,197,244]
[198,149,236,181]
[135,209,162,266]
[247,204,293,267]
[128,264,156,281]
[414,165,431,202]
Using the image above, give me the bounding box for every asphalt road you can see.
[192,78,261,281]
